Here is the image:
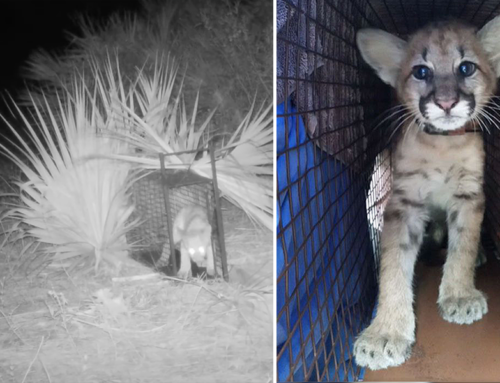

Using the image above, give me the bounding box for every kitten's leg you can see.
[177,245,192,279]
[354,196,426,370]
[438,193,487,324]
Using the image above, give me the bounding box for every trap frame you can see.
[276,0,500,381]
[126,145,229,281]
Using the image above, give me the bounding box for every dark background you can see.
[0,0,142,144]
[0,0,141,93]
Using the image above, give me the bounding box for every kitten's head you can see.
[357,17,500,132]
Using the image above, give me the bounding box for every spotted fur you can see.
[353,17,500,370]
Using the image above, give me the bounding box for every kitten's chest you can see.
[393,130,484,207]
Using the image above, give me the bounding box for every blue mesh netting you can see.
[276,100,377,382]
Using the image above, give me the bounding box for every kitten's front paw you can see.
[354,325,414,370]
[177,266,192,280]
[439,289,488,324]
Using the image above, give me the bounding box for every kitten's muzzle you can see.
[192,254,207,266]
[434,97,458,114]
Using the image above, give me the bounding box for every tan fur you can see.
[354,17,500,370]
[173,205,214,279]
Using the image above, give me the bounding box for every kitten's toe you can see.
[439,289,488,325]
[354,329,413,370]
[177,268,192,280]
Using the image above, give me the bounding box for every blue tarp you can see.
[276,100,377,382]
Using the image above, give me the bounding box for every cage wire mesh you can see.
[276,0,500,381]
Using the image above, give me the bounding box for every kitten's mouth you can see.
[435,115,461,122]
[193,257,207,266]
[426,115,468,132]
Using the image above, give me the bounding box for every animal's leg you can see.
[354,196,426,370]
[177,245,192,279]
[438,193,487,324]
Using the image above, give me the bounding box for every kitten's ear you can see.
[478,16,500,77]
[356,28,407,87]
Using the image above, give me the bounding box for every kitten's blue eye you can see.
[458,61,476,77]
[412,65,432,80]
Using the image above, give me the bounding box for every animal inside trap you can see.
[126,147,229,281]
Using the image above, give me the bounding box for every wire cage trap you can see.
[276,0,500,381]
[126,146,229,281]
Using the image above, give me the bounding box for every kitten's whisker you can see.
[480,107,500,125]
[472,116,488,134]
[403,115,419,144]
[387,112,411,141]
[474,113,490,133]
[389,112,416,143]
[477,109,499,131]
[370,106,407,132]
[484,100,500,110]
[474,111,492,134]
[380,110,409,143]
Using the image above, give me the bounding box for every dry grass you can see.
[0,200,272,382]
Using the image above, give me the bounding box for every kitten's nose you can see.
[435,98,458,113]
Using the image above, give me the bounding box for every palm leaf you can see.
[100,58,273,230]
[0,70,139,272]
